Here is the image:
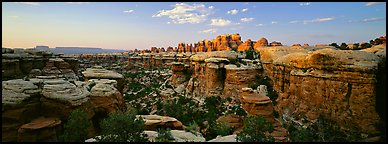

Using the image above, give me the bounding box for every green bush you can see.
[286,116,361,142]
[225,104,247,116]
[236,115,275,142]
[155,128,174,142]
[213,121,234,136]
[245,49,255,60]
[185,121,201,136]
[60,109,92,142]
[98,109,148,142]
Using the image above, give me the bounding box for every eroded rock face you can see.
[82,66,124,93]
[171,62,188,87]
[2,77,126,141]
[216,114,244,133]
[42,79,90,106]
[254,37,269,50]
[137,115,184,131]
[2,79,41,142]
[17,117,62,142]
[144,130,206,142]
[240,87,275,123]
[223,64,262,100]
[259,45,385,135]
[237,39,253,51]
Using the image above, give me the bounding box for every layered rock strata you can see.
[258,45,386,135]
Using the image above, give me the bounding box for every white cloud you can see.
[300,2,311,6]
[241,8,248,12]
[365,2,385,6]
[289,20,299,24]
[152,3,213,24]
[199,28,217,34]
[227,9,238,15]
[210,18,231,26]
[123,10,134,13]
[241,17,254,22]
[208,6,214,9]
[303,17,335,24]
[256,24,264,26]
[271,21,278,24]
[14,2,40,6]
[363,17,384,22]
[65,2,90,4]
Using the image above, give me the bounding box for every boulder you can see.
[254,37,269,50]
[208,134,237,142]
[17,117,61,142]
[137,115,184,131]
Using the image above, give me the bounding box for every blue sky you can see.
[2,2,386,50]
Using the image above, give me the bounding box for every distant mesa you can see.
[34,46,127,55]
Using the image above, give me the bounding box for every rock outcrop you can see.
[17,117,62,142]
[237,39,253,51]
[254,37,269,50]
[2,68,125,142]
[144,130,206,142]
[82,66,124,93]
[258,45,386,135]
[137,115,184,131]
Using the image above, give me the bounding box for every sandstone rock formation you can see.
[270,41,282,47]
[17,117,62,142]
[237,39,253,51]
[240,87,275,123]
[2,67,125,142]
[223,63,262,100]
[144,130,206,142]
[208,134,237,142]
[82,66,124,93]
[258,45,386,135]
[254,37,269,50]
[137,115,184,131]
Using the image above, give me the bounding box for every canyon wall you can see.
[257,45,386,135]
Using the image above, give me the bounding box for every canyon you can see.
[2,34,386,142]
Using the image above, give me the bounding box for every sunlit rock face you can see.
[223,63,262,100]
[237,39,253,52]
[258,45,386,135]
[82,66,124,93]
[171,62,187,87]
[185,51,238,98]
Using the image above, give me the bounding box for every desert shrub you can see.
[286,116,362,142]
[158,95,204,126]
[98,109,148,142]
[203,121,233,141]
[236,115,275,142]
[272,110,279,118]
[155,128,174,142]
[245,49,255,60]
[60,109,92,142]
[185,121,202,136]
[203,96,226,123]
[225,104,247,116]
[213,121,234,136]
[231,47,238,52]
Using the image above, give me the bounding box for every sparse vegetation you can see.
[236,115,275,142]
[60,109,92,142]
[98,109,148,142]
[285,116,362,142]
[155,128,174,142]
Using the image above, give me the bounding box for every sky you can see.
[2,2,386,50]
